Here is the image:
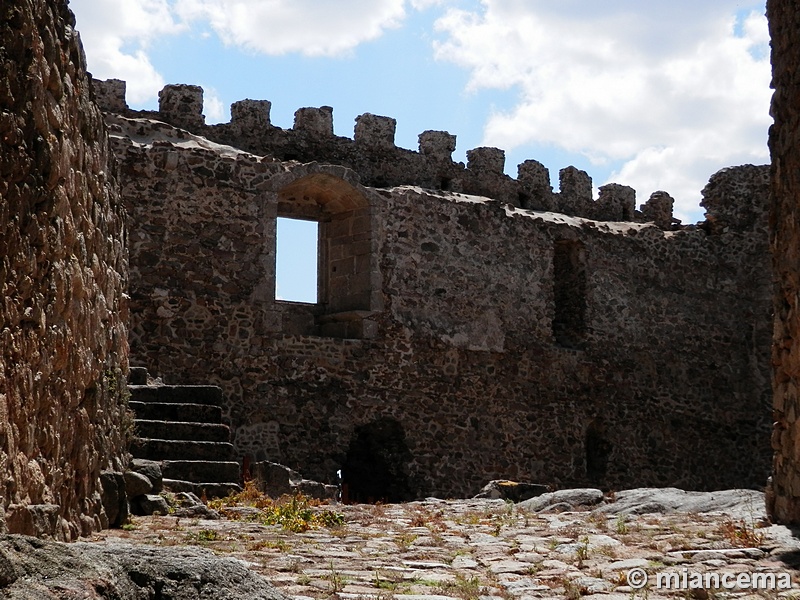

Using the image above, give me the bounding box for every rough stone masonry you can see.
[0,0,129,539]
[767,0,800,524]
[95,79,774,501]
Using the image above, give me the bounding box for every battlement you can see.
[93,79,765,231]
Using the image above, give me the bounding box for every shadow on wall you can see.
[342,418,414,503]
[552,239,587,350]
[586,419,613,484]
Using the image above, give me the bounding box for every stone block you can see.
[231,99,272,130]
[158,84,205,130]
[92,78,127,113]
[293,106,334,136]
[128,366,148,385]
[124,470,154,498]
[597,183,635,222]
[419,130,456,159]
[135,494,171,516]
[251,461,301,498]
[354,113,397,150]
[292,480,338,501]
[100,471,128,528]
[559,166,592,200]
[700,165,769,234]
[130,459,164,494]
[641,191,675,230]
[467,147,505,173]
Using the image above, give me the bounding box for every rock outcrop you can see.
[0,0,129,539]
[0,534,288,599]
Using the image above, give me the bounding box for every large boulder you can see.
[100,471,129,528]
[593,488,766,520]
[123,470,153,499]
[129,459,164,494]
[518,488,604,512]
[474,480,550,502]
[0,534,288,599]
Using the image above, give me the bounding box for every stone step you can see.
[135,420,230,443]
[129,401,223,424]
[128,385,223,406]
[162,479,242,499]
[131,439,236,462]
[162,460,241,484]
[128,366,149,385]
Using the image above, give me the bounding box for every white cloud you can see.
[71,0,430,104]
[174,0,408,56]
[70,0,185,104]
[432,1,771,222]
[409,0,447,9]
[202,87,226,124]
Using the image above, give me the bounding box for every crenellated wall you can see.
[0,0,129,539]
[107,106,772,499]
[94,79,680,228]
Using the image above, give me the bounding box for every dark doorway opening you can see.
[585,419,612,483]
[342,418,413,503]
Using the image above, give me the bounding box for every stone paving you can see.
[91,496,800,599]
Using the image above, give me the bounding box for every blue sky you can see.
[69,0,771,302]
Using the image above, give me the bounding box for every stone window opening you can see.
[552,239,587,349]
[275,216,319,304]
[276,173,377,338]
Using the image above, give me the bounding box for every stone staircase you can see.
[128,367,242,498]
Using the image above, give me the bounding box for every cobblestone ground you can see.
[91,497,800,599]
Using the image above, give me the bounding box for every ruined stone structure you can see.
[0,1,130,538]
[767,0,800,524]
[1,0,789,554]
[95,81,773,500]
[96,79,678,226]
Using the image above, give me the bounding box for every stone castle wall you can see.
[767,0,800,523]
[0,1,129,538]
[96,80,678,227]
[107,106,772,499]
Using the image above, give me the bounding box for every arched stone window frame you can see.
[268,165,382,338]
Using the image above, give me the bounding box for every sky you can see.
[68,0,772,302]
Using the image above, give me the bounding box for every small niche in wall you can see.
[276,216,318,303]
[552,239,587,349]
